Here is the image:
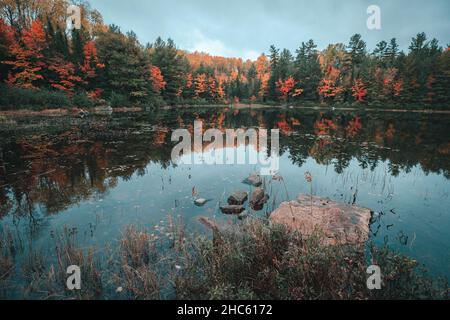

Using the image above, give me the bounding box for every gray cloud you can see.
[89,0,450,59]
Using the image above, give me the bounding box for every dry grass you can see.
[0,219,448,300]
[0,228,15,297]
[173,219,449,300]
[115,226,160,299]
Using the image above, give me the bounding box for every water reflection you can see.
[0,108,449,275]
[1,109,448,218]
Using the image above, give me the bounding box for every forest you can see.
[0,0,449,110]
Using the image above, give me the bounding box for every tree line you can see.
[0,0,449,110]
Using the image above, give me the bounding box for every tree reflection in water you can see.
[0,109,449,277]
[0,109,449,219]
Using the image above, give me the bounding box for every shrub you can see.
[109,92,131,108]
[72,93,96,108]
[0,85,71,110]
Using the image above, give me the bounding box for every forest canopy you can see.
[0,0,449,109]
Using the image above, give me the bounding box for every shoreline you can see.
[1,104,450,119]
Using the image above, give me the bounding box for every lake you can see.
[0,107,449,283]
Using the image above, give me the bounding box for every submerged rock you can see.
[220,205,245,215]
[194,198,208,206]
[242,173,262,187]
[269,194,371,245]
[228,191,248,205]
[237,210,249,220]
[249,188,269,211]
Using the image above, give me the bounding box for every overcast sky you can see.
[88,0,449,60]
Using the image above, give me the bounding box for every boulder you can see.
[220,205,245,215]
[242,173,262,187]
[228,191,248,205]
[249,188,269,211]
[269,194,371,245]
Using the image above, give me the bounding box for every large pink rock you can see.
[270,194,371,245]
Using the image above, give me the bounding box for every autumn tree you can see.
[255,54,270,100]
[78,40,105,97]
[4,19,47,89]
[149,65,166,94]
[351,79,367,102]
[276,76,299,102]
[194,73,208,99]
[318,79,344,102]
[48,57,82,96]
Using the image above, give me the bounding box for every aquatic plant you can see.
[0,219,447,300]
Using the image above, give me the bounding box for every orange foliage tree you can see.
[217,78,226,101]
[255,54,270,100]
[194,73,208,98]
[149,65,166,94]
[207,76,217,100]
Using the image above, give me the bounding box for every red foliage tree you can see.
[346,117,363,137]
[392,80,403,97]
[318,79,344,100]
[48,56,83,96]
[80,41,104,80]
[314,118,338,136]
[351,79,367,102]
[276,76,298,102]
[4,20,47,89]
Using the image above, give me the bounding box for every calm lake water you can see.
[0,107,449,280]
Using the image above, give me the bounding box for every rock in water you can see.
[228,191,248,205]
[194,198,207,206]
[220,205,245,215]
[242,173,262,187]
[270,194,371,245]
[238,210,249,220]
[250,188,269,211]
